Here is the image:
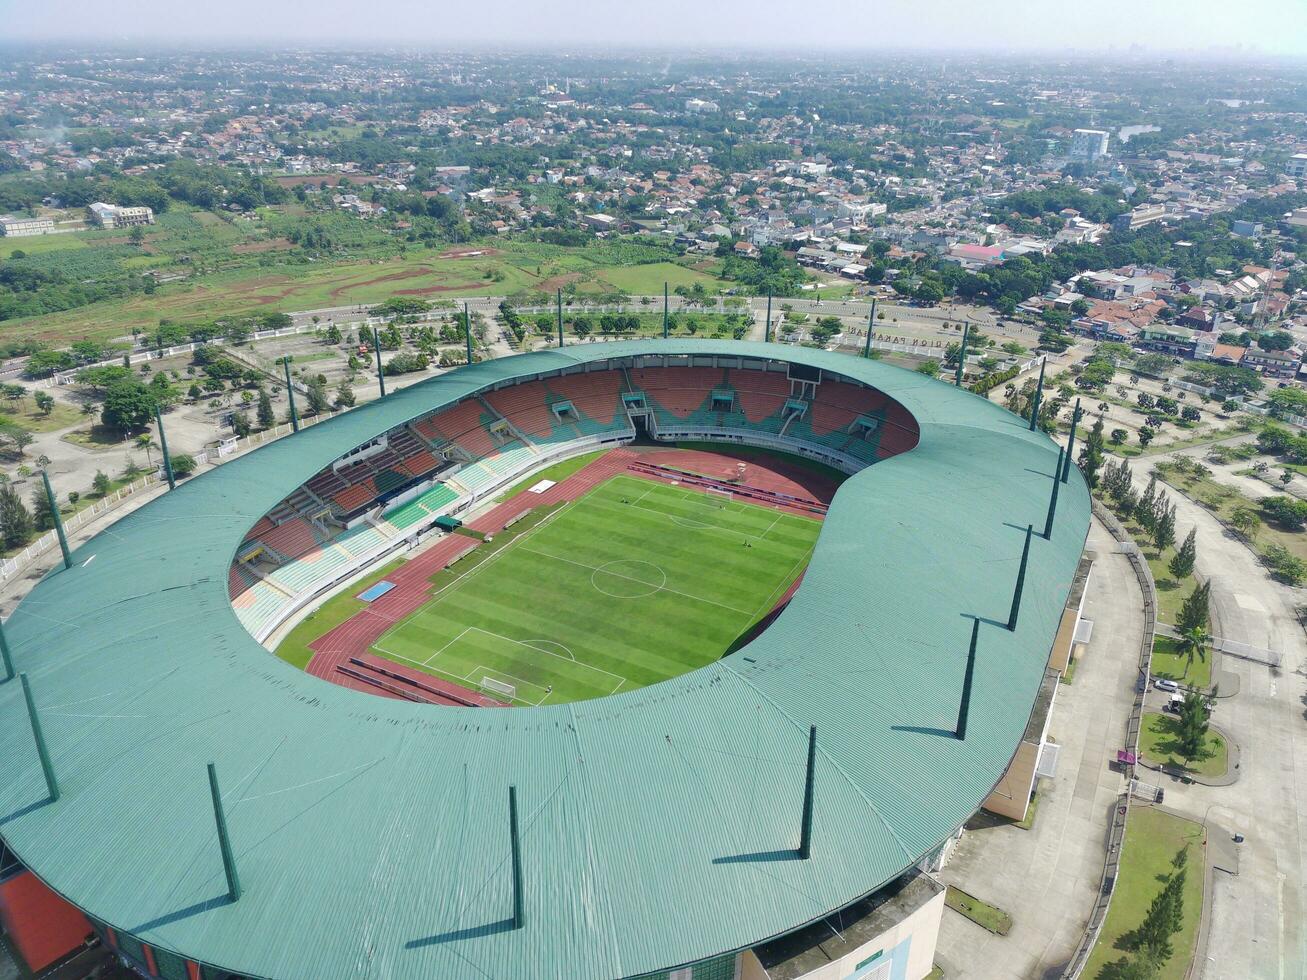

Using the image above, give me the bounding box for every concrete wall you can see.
[982,739,1039,821]
[739,884,945,980]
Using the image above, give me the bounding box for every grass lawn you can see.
[61,425,131,451]
[1139,712,1227,778]
[1107,510,1195,625]
[944,886,1012,935]
[370,474,820,705]
[1150,635,1212,690]
[274,557,408,670]
[593,261,723,294]
[1084,807,1205,980]
[1156,462,1307,561]
[493,449,606,502]
[0,401,84,434]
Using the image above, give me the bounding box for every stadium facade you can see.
[0,341,1090,979]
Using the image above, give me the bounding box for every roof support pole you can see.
[954,322,969,387]
[1061,398,1081,484]
[1028,357,1047,431]
[663,282,669,339]
[509,785,524,929]
[764,292,772,343]
[798,725,817,859]
[0,619,13,682]
[1045,445,1064,540]
[557,288,564,348]
[41,470,71,570]
[863,299,877,358]
[464,302,473,366]
[208,762,242,902]
[1007,524,1034,632]
[955,619,980,741]
[373,327,387,399]
[154,405,175,491]
[20,674,58,802]
[282,358,299,433]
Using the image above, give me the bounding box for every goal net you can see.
[704,487,733,508]
[480,676,517,699]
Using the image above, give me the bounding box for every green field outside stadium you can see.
[371,475,822,705]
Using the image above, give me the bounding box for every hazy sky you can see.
[3,0,1307,57]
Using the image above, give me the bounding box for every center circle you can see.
[590,559,667,599]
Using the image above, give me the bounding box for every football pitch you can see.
[371,474,822,705]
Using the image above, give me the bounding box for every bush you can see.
[1263,544,1307,585]
[169,453,197,477]
[383,352,430,376]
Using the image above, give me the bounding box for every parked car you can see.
[1153,677,1180,693]
[1164,693,1185,714]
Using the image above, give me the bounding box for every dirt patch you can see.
[537,272,584,292]
[273,174,382,188]
[438,246,502,259]
[325,266,439,300]
[393,282,486,296]
[233,238,295,255]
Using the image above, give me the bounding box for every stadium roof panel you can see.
[0,340,1090,979]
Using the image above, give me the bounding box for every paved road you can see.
[1149,471,1307,980]
[936,520,1139,979]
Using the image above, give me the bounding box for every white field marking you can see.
[373,498,578,648]
[377,624,626,693]
[82,554,96,567]
[589,559,668,599]
[520,546,755,617]
[523,638,576,661]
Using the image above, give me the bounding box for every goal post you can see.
[704,487,733,508]
[481,676,517,700]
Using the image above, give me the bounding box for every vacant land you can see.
[371,474,820,705]
[1084,807,1205,980]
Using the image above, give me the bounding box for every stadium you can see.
[0,340,1090,980]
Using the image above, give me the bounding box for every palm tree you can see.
[1175,625,1210,678]
[135,433,156,466]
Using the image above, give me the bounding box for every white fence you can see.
[0,409,342,587]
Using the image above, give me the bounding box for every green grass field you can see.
[371,474,821,705]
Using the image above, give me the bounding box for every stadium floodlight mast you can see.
[764,292,772,343]
[282,358,299,434]
[797,725,817,859]
[509,785,524,929]
[41,470,71,570]
[20,673,58,803]
[1061,398,1081,484]
[0,619,14,682]
[1007,524,1034,632]
[464,302,474,366]
[954,619,981,741]
[663,282,669,339]
[372,326,387,398]
[862,299,878,359]
[1028,357,1047,431]
[1044,445,1064,540]
[954,322,970,388]
[155,405,175,491]
[207,762,242,902]
[557,288,564,348]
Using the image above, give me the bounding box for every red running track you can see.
[303,444,837,702]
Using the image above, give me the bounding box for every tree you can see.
[231,411,252,437]
[31,484,55,531]
[1138,426,1154,448]
[1169,527,1197,579]
[257,389,275,429]
[305,378,330,415]
[101,380,156,433]
[334,382,356,409]
[325,323,342,345]
[1175,625,1210,679]
[1230,505,1262,541]
[1261,495,1307,530]
[915,360,941,377]
[1175,689,1214,768]
[92,470,111,496]
[1136,848,1188,961]
[1177,580,1212,633]
[1153,503,1176,552]
[135,433,156,466]
[170,454,197,477]
[0,485,33,548]
[1080,414,1106,489]
[1111,428,1129,445]
[33,391,55,416]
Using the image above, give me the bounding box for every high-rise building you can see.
[1070,128,1110,161]
[1286,153,1307,179]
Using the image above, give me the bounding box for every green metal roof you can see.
[0,340,1089,979]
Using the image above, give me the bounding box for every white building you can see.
[1070,129,1110,161]
[0,215,55,237]
[1287,153,1307,180]
[684,98,720,113]
[87,202,155,229]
